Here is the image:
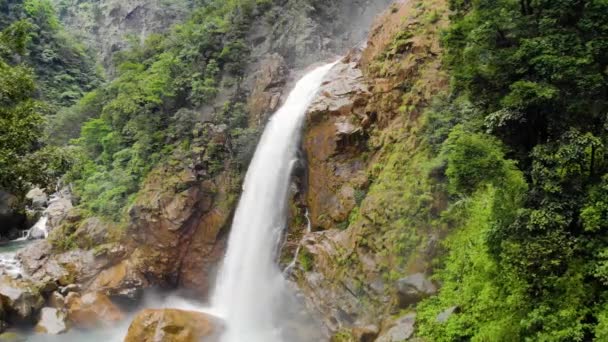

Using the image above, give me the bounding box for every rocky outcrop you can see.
[124,309,222,342]
[17,241,103,286]
[396,273,436,308]
[245,53,289,126]
[25,188,47,211]
[45,194,73,232]
[304,51,372,231]
[125,166,233,297]
[0,276,44,322]
[65,292,124,329]
[52,0,189,68]
[376,313,416,342]
[248,0,394,69]
[289,0,450,336]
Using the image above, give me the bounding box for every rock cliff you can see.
[285,0,451,338]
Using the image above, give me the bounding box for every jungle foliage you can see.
[50,0,268,220]
[417,0,608,340]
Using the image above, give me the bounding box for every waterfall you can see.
[211,62,337,342]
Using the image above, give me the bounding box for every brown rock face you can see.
[126,168,234,297]
[304,55,372,231]
[245,54,289,126]
[65,292,124,329]
[124,309,222,342]
[290,0,450,334]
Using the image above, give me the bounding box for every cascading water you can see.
[211,61,337,342]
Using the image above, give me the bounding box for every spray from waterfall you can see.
[211,61,337,342]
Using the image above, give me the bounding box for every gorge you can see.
[1,0,608,341]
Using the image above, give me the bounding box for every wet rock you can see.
[35,307,69,334]
[396,273,437,307]
[45,196,72,232]
[376,313,416,342]
[245,53,288,126]
[124,308,222,342]
[126,168,232,297]
[0,275,44,322]
[88,259,147,300]
[18,241,103,286]
[436,306,458,323]
[303,58,371,231]
[48,292,65,309]
[26,219,47,240]
[25,188,47,210]
[59,284,80,296]
[65,292,124,329]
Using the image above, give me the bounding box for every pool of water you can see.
[0,239,31,277]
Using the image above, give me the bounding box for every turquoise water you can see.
[0,239,30,277]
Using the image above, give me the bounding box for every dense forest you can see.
[1,0,267,220]
[1,0,608,340]
[416,0,608,340]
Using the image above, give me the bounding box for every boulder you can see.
[45,197,72,232]
[0,275,44,322]
[71,217,110,247]
[376,313,416,342]
[88,259,147,300]
[17,241,103,286]
[48,292,65,309]
[124,309,222,342]
[396,273,437,307]
[126,168,232,297]
[25,188,47,210]
[65,292,124,329]
[35,307,69,334]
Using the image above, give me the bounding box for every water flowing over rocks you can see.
[34,307,69,334]
[1,0,453,338]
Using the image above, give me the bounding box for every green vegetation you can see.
[0,0,100,109]
[0,0,99,207]
[48,0,268,220]
[0,18,74,199]
[416,0,608,340]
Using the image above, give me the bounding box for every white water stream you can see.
[211,62,336,342]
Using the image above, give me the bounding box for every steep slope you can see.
[50,0,190,68]
[13,0,397,310]
[286,0,450,339]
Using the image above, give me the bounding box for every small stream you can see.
[0,239,30,277]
